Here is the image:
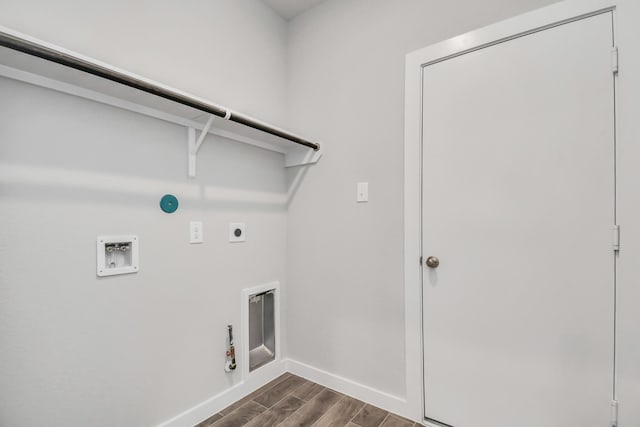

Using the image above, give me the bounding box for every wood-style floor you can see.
[194,373,421,427]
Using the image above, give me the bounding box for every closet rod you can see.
[0,31,320,152]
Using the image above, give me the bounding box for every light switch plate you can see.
[357,182,369,202]
[229,223,246,242]
[190,221,203,244]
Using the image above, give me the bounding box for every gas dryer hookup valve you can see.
[225,324,237,372]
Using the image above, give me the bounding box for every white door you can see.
[422,12,615,427]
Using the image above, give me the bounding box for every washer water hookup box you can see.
[96,235,139,277]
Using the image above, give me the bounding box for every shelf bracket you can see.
[285,145,323,167]
[188,114,216,178]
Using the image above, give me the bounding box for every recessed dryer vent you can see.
[248,290,276,372]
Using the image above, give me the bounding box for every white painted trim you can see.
[284,359,413,421]
[406,0,616,68]
[404,0,620,423]
[403,34,425,424]
[156,359,287,427]
[157,358,421,427]
[241,281,281,381]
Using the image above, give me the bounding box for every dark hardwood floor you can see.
[194,373,421,427]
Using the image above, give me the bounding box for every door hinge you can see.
[611,47,619,74]
[613,225,620,251]
[611,400,618,427]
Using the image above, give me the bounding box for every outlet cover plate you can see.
[190,221,203,244]
[229,223,246,242]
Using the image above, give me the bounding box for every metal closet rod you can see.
[0,31,320,152]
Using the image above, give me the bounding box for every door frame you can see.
[403,1,620,424]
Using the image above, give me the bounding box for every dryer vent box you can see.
[249,290,276,371]
[97,235,139,277]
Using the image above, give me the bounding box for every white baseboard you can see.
[156,360,287,427]
[284,359,414,423]
[157,358,420,427]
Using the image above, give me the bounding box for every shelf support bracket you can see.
[188,114,216,178]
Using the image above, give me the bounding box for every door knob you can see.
[425,256,440,268]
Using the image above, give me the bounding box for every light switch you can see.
[357,182,369,202]
[190,221,203,244]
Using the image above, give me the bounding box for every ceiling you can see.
[262,0,327,21]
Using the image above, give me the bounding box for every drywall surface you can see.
[285,0,558,399]
[0,2,289,426]
[0,59,287,427]
[0,0,289,125]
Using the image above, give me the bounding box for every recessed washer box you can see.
[97,235,139,277]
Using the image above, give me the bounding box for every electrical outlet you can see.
[190,221,203,243]
[229,223,246,242]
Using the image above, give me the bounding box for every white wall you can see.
[0,1,289,426]
[285,0,559,399]
[287,1,640,424]
[4,0,640,425]
[0,0,289,125]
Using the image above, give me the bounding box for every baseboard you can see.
[284,358,414,422]
[157,358,418,427]
[156,360,287,427]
